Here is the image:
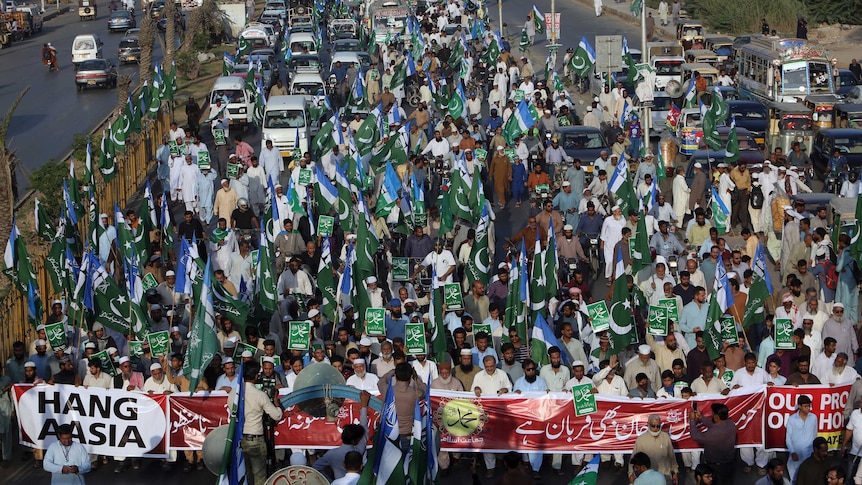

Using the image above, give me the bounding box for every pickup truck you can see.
[0,10,37,37]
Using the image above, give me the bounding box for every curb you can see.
[42,6,70,22]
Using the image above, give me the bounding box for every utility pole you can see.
[548,0,558,70]
[498,0,503,37]
[640,1,651,155]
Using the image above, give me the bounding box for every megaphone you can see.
[666,80,683,98]
[293,362,346,420]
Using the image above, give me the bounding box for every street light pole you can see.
[498,0,503,37]
[640,1,651,155]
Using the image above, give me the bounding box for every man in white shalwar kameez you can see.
[672,167,690,228]
[601,205,626,279]
[177,155,201,213]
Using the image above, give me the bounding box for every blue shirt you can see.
[679,300,709,350]
[385,314,409,342]
[472,346,499,366]
[634,469,668,485]
[576,213,604,238]
[513,375,548,393]
[28,353,53,381]
[785,411,818,460]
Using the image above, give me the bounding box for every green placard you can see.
[214,129,227,146]
[129,340,145,361]
[586,301,610,333]
[169,140,180,157]
[721,316,738,345]
[536,184,550,193]
[504,148,516,161]
[405,322,427,355]
[673,382,686,397]
[250,249,259,273]
[658,298,679,322]
[227,162,240,179]
[572,383,597,416]
[44,322,67,350]
[365,308,386,336]
[443,283,463,310]
[647,305,669,336]
[363,175,374,190]
[234,342,259,358]
[91,350,116,377]
[318,215,335,237]
[142,273,158,291]
[391,257,410,281]
[298,168,313,185]
[473,323,493,344]
[513,89,525,102]
[288,321,312,350]
[261,355,282,367]
[474,148,488,160]
[410,213,427,229]
[197,150,211,168]
[775,318,795,350]
[147,330,171,356]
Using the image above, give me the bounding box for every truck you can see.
[217,1,247,41]
[0,10,35,37]
[648,41,685,92]
[16,5,41,32]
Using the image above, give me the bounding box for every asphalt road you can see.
[0,3,167,186]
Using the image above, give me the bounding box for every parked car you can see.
[118,35,140,64]
[108,9,135,32]
[75,59,118,91]
[836,69,862,96]
[810,128,862,178]
[557,126,609,163]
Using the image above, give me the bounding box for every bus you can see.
[366,0,408,43]
[736,37,835,104]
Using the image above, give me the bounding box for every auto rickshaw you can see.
[834,104,862,129]
[676,20,704,51]
[803,94,842,130]
[766,101,814,154]
[79,0,97,20]
[704,35,735,68]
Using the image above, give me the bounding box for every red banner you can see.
[168,394,230,450]
[431,388,765,453]
[274,401,379,449]
[765,384,852,450]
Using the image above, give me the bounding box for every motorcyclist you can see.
[41,43,57,71]
[786,141,811,169]
[828,147,849,177]
[575,201,604,248]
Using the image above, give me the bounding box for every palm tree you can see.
[0,87,28,261]
[139,11,156,85]
[164,0,176,68]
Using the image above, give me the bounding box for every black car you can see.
[118,35,140,64]
[557,126,609,164]
[726,100,767,147]
[810,128,862,178]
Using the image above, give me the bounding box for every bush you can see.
[175,50,200,79]
[685,0,808,34]
[807,0,862,25]
[30,160,70,220]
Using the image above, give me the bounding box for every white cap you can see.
[638,344,651,355]
[694,162,703,168]
[404,298,416,304]
[24,361,36,368]
[274,183,282,188]
[150,363,162,371]
[36,324,46,331]
[563,225,574,232]
[611,205,621,212]
[802,313,815,322]
[366,276,377,284]
[166,270,176,277]
[572,360,585,368]
[359,337,373,346]
[107,347,118,354]
[223,357,235,365]
[586,106,593,112]
[717,163,728,168]
[84,342,97,349]
[151,304,162,311]
[308,309,320,318]
[834,302,845,309]
[34,339,47,347]
[223,339,236,348]
[497,145,504,150]
[460,348,473,356]
[118,356,130,365]
[171,326,181,333]
[262,356,275,364]
[241,350,254,358]
[561,181,571,187]
[92,322,104,331]
[352,359,366,367]
[221,178,229,184]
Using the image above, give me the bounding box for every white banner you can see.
[13,384,169,458]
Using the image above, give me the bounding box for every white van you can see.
[288,32,318,56]
[289,71,326,99]
[262,95,312,159]
[209,76,255,127]
[71,34,103,65]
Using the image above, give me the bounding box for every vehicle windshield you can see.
[783,61,832,95]
[119,39,138,48]
[111,11,130,18]
[651,97,673,110]
[75,39,95,50]
[292,83,323,94]
[779,114,813,131]
[335,41,360,51]
[212,89,245,104]
[264,109,305,129]
[654,60,682,75]
[730,108,766,120]
[715,46,734,57]
[290,41,316,52]
[290,58,321,70]
[561,132,606,150]
[683,112,702,127]
[834,134,862,154]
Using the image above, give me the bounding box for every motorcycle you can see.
[667,254,679,279]
[580,233,602,280]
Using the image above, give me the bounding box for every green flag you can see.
[183,262,220,394]
[447,83,466,120]
[318,237,338,323]
[725,120,740,165]
[608,247,637,355]
[465,206,491,287]
[519,29,530,52]
[630,211,651,274]
[355,218,379,283]
[544,220,559,302]
[448,168,473,223]
[532,5,545,34]
[109,112,127,155]
[703,292,725,360]
[126,95,141,134]
[90,260,145,337]
[311,120,336,156]
[481,37,501,65]
[34,198,55,241]
[3,222,37,294]
[529,235,546,313]
[567,457,598,485]
[391,60,406,90]
[256,220,278,315]
[702,89,728,151]
[430,276,448,363]
[212,276,250,334]
[569,37,596,77]
[44,238,66,296]
[742,274,769,328]
[354,112,380,158]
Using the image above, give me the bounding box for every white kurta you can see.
[672,174,690,228]
[168,155,185,201]
[177,163,201,203]
[718,172,735,213]
[601,215,626,278]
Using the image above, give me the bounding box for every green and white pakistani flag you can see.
[465,205,491,287]
[253,83,267,128]
[255,216,278,314]
[99,128,117,182]
[702,86,729,150]
[529,230,546,312]
[311,119,336,156]
[519,29,530,52]
[631,211,651,274]
[502,100,538,145]
[481,34,501,65]
[88,251,146,337]
[212,275,250,334]
[608,247,637,355]
[569,37,596,77]
[3,221,37,294]
[710,186,730,234]
[354,110,380,158]
[447,82,467,119]
[530,313,567,367]
[532,5,545,34]
[725,117,740,164]
[567,456,599,485]
[183,260,220,394]
[109,110,128,155]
